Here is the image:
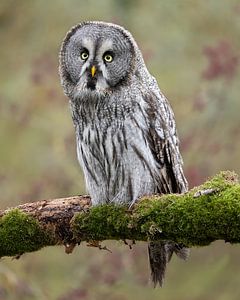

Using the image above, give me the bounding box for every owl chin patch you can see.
[87,78,96,90]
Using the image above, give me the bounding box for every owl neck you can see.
[69,92,136,133]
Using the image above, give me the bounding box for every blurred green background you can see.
[0,0,240,299]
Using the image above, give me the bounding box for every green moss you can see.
[0,209,52,257]
[72,204,134,241]
[72,171,240,247]
[192,170,238,192]
[134,174,240,246]
[1,171,238,257]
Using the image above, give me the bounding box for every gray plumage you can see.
[59,21,189,287]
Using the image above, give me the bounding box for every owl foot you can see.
[87,240,112,253]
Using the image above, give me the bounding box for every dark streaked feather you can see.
[144,91,188,194]
[148,241,167,287]
[144,90,189,286]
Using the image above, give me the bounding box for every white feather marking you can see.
[97,40,113,57]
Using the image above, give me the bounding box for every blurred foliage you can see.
[0,0,240,299]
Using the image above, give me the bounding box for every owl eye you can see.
[103,52,113,63]
[80,50,89,61]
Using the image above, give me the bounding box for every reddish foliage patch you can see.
[181,133,195,152]
[192,91,207,112]
[209,142,221,155]
[185,166,204,188]
[202,40,239,81]
[58,288,88,300]
[233,3,240,14]
[31,53,56,85]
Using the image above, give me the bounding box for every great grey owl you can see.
[59,21,189,287]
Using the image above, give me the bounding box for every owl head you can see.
[59,21,141,99]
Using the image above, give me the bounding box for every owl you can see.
[59,21,189,287]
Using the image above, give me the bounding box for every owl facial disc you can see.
[59,21,136,98]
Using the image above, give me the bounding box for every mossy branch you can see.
[0,171,240,258]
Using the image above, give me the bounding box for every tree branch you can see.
[0,171,239,258]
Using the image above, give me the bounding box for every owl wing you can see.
[144,79,188,194]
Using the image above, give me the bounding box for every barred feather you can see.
[59,21,189,287]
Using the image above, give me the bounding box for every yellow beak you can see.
[91,65,96,77]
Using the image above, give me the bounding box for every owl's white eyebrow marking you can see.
[98,40,113,56]
[82,38,94,51]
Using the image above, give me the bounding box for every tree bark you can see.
[0,171,239,258]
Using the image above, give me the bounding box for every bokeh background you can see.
[1,0,240,299]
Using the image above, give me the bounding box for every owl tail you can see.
[148,241,189,287]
